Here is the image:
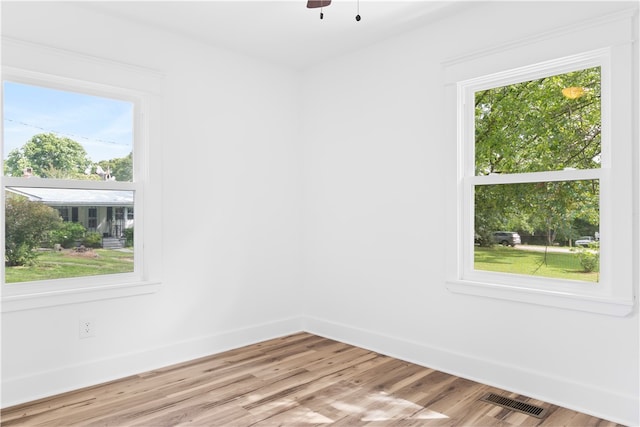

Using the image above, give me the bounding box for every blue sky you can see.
[3,81,133,162]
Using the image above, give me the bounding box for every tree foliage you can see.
[474,67,601,245]
[5,196,62,266]
[97,152,133,182]
[5,133,133,182]
[5,133,93,179]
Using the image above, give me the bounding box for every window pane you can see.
[475,67,601,175]
[5,187,134,283]
[3,82,133,181]
[474,180,599,283]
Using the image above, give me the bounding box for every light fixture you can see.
[307,0,330,19]
[307,0,361,21]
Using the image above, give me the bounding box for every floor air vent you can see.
[480,393,548,419]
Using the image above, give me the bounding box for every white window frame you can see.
[443,11,636,316]
[1,39,163,312]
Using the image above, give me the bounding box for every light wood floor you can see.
[1,333,623,426]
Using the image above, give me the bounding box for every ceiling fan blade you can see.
[307,0,331,8]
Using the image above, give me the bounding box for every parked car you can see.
[575,236,597,246]
[492,231,521,247]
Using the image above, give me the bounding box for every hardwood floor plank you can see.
[1,333,624,427]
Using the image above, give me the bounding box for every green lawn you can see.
[5,246,598,284]
[5,248,134,283]
[475,246,599,283]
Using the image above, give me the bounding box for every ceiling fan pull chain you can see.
[355,0,361,21]
[320,6,324,20]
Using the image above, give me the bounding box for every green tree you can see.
[5,133,93,179]
[474,67,601,244]
[5,196,62,266]
[97,152,133,182]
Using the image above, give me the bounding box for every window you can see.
[1,38,163,311]
[444,13,636,316]
[3,81,134,281]
[472,66,601,283]
[56,206,70,222]
[115,207,125,220]
[88,207,98,230]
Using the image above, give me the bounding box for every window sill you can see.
[1,280,162,312]
[446,279,634,317]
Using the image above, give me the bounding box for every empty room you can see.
[1,1,638,426]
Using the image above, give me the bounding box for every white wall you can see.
[1,1,304,406]
[1,1,638,426]
[301,2,639,425]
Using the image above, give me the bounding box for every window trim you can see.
[464,51,607,287]
[443,13,636,316]
[1,40,163,312]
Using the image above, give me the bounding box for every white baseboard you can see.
[1,316,304,409]
[303,316,639,427]
[3,315,637,427]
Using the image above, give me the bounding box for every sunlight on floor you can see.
[333,390,449,422]
[246,384,450,424]
[286,407,335,424]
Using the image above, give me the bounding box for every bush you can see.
[5,243,38,266]
[5,197,61,266]
[82,232,103,248]
[49,222,86,248]
[474,230,494,247]
[124,227,134,247]
[576,246,599,272]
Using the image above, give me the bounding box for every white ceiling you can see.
[80,1,467,70]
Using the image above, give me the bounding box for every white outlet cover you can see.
[79,319,95,338]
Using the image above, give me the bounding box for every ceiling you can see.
[80,1,467,70]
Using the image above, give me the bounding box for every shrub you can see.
[5,197,61,266]
[124,227,134,247]
[576,246,599,272]
[49,222,86,248]
[5,243,38,266]
[82,232,103,248]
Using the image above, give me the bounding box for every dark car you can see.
[492,231,521,247]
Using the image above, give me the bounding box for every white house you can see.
[1,2,638,426]
[6,187,134,241]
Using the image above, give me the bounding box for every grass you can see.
[5,248,134,283]
[474,246,599,283]
[5,245,598,284]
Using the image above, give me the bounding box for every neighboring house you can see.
[6,186,133,247]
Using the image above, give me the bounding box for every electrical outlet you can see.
[79,319,95,339]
